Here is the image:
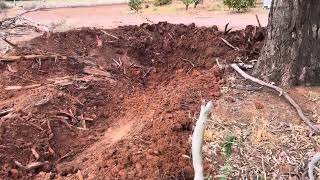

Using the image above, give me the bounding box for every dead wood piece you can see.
[31,147,40,160]
[4,86,22,91]
[101,30,119,40]
[0,108,13,116]
[230,63,320,133]
[4,84,42,91]
[56,150,74,164]
[219,37,239,50]
[56,117,73,130]
[0,55,67,62]
[1,38,18,48]
[308,153,320,180]
[83,66,111,77]
[215,58,223,70]
[255,14,262,28]
[34,97,51,106]
[14,160,48,171]
[192,101,213,180]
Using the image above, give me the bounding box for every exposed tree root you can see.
[192,101,213,180]
[308,153,320,180]
[230,63,320,133]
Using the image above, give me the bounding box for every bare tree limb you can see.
[219,37,239,50]
[192,100,213,180]
[255,14,262,28]
[230,63,320,133]
[308,153,320,180]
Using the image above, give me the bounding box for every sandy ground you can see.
[4,4,269,30]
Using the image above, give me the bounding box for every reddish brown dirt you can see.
[0,22,265,179]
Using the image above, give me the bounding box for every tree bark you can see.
[254,0,320,86]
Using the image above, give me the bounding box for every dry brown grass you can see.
[203,78,320,179]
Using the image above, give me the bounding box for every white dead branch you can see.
[230,63,320,133]
[308,153,320,180]
[192,100,213,180]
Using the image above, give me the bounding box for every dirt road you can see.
[22,4,269,30]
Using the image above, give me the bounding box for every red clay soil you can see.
[0,22,265,179]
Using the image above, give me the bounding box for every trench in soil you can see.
[0,22,265,179]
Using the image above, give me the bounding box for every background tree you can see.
[253,0,320,86]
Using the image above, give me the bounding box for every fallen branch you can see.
[230,63,320,133]
[308,153,320,180]
[0,55,67,62]
[219,37,239,50]
[255,14,262,28]
[13,160,48,171]
[1,38,19,49]
[215,58,223,70]
[56,150,74,164]
[101,30,119,40]
[192,100,213,180]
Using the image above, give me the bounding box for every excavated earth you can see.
[0,22,265,179]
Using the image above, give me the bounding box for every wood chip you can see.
[31,147,40,160]
[83,66,111,77]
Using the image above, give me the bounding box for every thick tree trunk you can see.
[254,0,320,86]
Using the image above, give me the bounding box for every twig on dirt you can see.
[0,55,67,62]
[230,63,320,133]
[219,37,239,50]
[182,59,195,67]
[56,150,74,164]
[215,58,223,70]
[0,38,18,49]
[308,153,320,180]
[101,30,119,40]
[255,14,262,28]
[57,117,73,130]
[143,68,153,78]
[112,58,122,67]
[0,108,13,116]
[31,147,40,160]
[47,119,54,141]
[13,160,48,171]
[192,100,213,180]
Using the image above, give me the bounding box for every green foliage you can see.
[181,0,194,10]
[223,0,255,11]
[128,0,143,11]
[218,163,233,180]
[222,135,236,157]
[153,0,172,6]
[0,1,8,10]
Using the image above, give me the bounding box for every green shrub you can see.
[223,0,255,12]
[0,1,8,10]
[181,0,194,10]
[153,0,172,6]
[128,0,143,11]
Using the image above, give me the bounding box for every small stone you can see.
[9,169,19,178]
[119,95,124,100]
[254,101,264,109]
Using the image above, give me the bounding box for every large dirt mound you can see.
[0,22,265,179]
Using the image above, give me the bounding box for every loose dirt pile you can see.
[0,22,265,179]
